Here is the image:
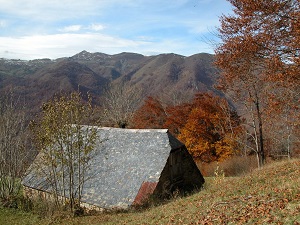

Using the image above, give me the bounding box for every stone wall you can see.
[23,186,104,212]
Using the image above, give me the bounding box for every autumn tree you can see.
[0,91,31,200]
[131,96,167,129]
[264,93,300,159]
[178,93,242,162]
[164,103,192,136]
[31,91,98,212]
[132,93,243,162]
[102,82,143,128]
[131,96,191,134]
[215,0,300,167]
[258,0,300,159]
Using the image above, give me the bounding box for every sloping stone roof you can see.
[22,127,184,209]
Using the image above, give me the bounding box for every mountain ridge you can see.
[0,51,219,117]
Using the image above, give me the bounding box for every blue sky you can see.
[0,0,232,60]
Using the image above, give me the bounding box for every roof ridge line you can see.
[99,127,169,133]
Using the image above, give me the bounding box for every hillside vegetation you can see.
[0,52,217,120]
[1,159,299,224]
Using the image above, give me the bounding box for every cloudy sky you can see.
[0,0,232,60]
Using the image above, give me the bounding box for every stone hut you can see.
[22,127,204,209]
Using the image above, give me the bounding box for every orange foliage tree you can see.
[178,93,242,162]
[215,0,300,166]
[132,93,243,162]
[164,103,192,136]
[131,96,167,129]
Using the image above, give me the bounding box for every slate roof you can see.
[22,127,184,209]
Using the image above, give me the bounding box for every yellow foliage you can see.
[178,93,243,162]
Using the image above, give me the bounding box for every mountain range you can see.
[0,51,219,117]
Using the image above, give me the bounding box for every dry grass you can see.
[1,159,300,224]
[197,155,258,177]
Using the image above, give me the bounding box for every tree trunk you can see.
[255,96,265,167]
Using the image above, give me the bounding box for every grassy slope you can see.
[2,159,300,224]
[0,207,42,225]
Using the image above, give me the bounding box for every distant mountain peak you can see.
[70,51,110,61]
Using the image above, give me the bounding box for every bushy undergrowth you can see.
[0,186,73,220]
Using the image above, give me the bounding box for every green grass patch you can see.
[0,207,46,225]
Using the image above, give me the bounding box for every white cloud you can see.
[0,20,6,27]
[0,20,7,28]
[60,25,82,32]
[59,24,105,33]
[0,33,149,59]
[0,32,213,60]
[88,24,105,31]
